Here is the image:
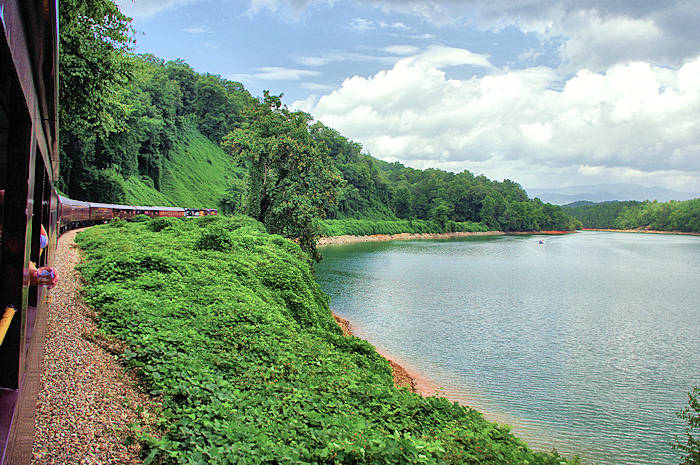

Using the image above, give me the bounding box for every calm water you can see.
[315,231,700,465]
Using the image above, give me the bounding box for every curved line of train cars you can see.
[57,195,217,233]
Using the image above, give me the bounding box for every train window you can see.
[24,149,50,358]
[0,46,33,391]
[27,153,45,309]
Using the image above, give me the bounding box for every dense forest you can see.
[564,199,700,232]
[58,0,579,257]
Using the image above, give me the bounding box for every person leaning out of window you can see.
[28,225,58,289]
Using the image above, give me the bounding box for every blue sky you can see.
[116,0,700,193]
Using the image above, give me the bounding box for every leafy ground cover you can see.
[318,219,488,237]
[76,216,579,464]
[122,175,175,206]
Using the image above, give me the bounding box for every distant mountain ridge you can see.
[526,183,700,205]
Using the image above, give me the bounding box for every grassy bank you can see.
[318,218,488,237]
[76,216,579,464]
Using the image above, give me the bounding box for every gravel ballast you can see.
[32,228,158,465]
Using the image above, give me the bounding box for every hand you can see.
[36,267,58,289]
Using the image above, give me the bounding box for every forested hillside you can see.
[564,199,700,232]
[59,0,579,255]
[59,48,252,204]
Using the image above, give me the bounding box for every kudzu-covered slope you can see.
[76,216,579,465]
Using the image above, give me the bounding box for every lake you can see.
[315,231,700,465]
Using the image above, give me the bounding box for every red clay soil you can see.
[332,314,415,392]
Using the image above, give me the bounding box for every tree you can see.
[59,0,134,136]
[58,0,134,196]
[673,387,700,465]
[392,183,413,218]
[222,92,343,260]
[430,200,451,232]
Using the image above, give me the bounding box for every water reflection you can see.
[316,232,700,465]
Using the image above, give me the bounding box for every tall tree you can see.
[59,0,134,135]
[222,92,343,260]
[58,0,134,197]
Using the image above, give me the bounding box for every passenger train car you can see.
[1,1,59,463]
[57,196,212,233]
[0,2,214,462]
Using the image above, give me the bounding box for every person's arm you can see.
[28,261,38,286]
[28,261,58,289]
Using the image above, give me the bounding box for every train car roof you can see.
[58,195,90,207]
[134,206,185,212]
[89,202,136,210]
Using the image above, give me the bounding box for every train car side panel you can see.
[89,202,115,222]
[57,195,89,232]
[0,1,59,463]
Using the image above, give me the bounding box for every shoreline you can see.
[330,316,572,458]
[318,229,575,247]
[581,227,700,236]
[332,314,448,398]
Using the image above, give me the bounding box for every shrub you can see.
[194,226,234,252]
[317,218,489,236]
[673,387,700,465]
[75,221,579,465]
[108,218,127,228]
[147,216,180,232]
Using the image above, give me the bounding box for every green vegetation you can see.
[122,176,174,206]
[561,201,640,229]
[318,219,488,237]
[58,0,578,238]
[58,0,132,199]
[66,125,242,208]
[76,217,579,464]
[673,387,700,465]
[160,127,245,209]
[311,125,580,232]
[564,199,700,232]
[58,44,254,203]
[222,92,343,259]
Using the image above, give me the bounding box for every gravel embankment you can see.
[32,228,158,465]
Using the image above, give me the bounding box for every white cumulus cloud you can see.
[229,67,321,82]
[383,45,419,56]
[184,25,212,34]
[245,0,337,18]
[294,49,700,190]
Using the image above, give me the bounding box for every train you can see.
[57,195,217,233]
[0,2,213,463]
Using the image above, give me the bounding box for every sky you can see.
[115,0,700,192]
